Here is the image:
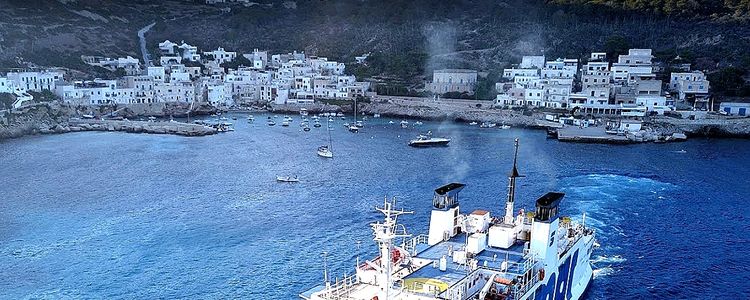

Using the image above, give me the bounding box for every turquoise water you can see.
[1,114,749,299]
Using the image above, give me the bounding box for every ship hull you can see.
[521,234,595,300]
[408,140,450,147]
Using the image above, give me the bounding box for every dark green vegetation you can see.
[0,93,14,110]
[1,0,750,98]
[547,0,750,17]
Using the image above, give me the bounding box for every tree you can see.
[604,35,630,60]
[707,67,750,96]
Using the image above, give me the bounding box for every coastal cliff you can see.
[0,103,73,139]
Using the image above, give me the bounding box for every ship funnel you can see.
[428,183,465,245]
[432,183,465,210]
[534,192,565,222]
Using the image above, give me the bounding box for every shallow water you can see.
[1,113,748,299]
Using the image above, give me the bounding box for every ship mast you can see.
[504,138,522,225]
[371,197,412,299]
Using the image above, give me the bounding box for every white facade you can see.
[502,68,538,80]
[6,70,64,92]
[0,77,13,93]
[720,102,750,116]
[520,55,545,69]
[428,69,478,94]
[670,71,710,102]
[204,47,237,65]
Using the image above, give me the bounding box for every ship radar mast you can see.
[370,196,412,299]
[504,138,524,225]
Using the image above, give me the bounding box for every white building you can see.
[428,69,478,95]
[502,68,539,80]
[159,40,179,55]
[148,67,166,83]
[541,58,578,79]
[204,47,237,65]
[519,56,545,69]
[56,80,135,105]
[178,42,201,62]
[611,49,654,83]
[243,49,268,69]
[6,70,64,92]
[0,77,13,93]
[719,102,750,116]
[670,71,710,105]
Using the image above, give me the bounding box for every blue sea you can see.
[1,114,749,299]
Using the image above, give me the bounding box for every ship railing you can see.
[401,234,429,255]
[320,273,360,300]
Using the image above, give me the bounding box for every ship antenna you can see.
[504,139,523,225]
[322,251,329,287]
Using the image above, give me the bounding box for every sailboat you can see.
[318,119,334,158]
[349,98,360,133]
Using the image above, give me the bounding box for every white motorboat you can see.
[469,121,478,125]
[408,131,451,147]
[276,176,300,183]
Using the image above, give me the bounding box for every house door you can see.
[724,107,732,114]
[740,108,747,116]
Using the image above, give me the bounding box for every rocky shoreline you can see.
[0,102,219,140]
[3,100,750,142]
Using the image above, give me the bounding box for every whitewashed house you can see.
[669,71,710,106]
[6,70,64,92]
[204,47,237,65]
[428,69,478,95]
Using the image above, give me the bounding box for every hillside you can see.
[1,0,749,96]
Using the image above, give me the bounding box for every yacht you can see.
[408,131,451,147]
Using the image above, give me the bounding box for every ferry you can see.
[408,131,451,147]
[300,139,596,300]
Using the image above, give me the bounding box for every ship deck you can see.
[403,235,529,291]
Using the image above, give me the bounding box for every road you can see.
[138,22,156,67]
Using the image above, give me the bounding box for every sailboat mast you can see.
[327,118,332,150]
[504,138,521,225]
